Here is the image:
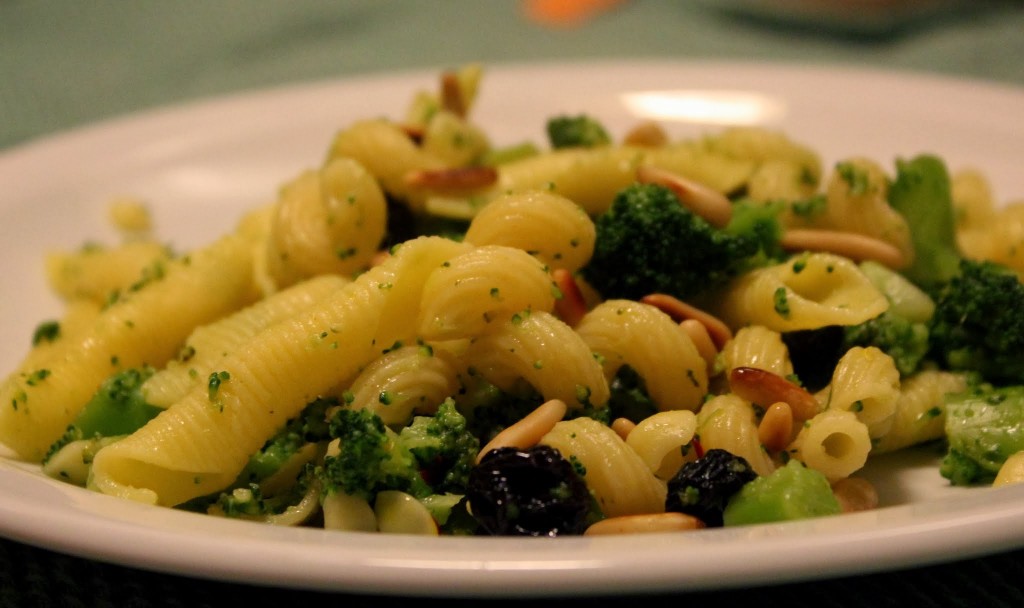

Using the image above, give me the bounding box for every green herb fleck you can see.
[32,321,61,346]
[773,287,791,319]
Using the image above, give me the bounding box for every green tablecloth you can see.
[2,1,1024,606]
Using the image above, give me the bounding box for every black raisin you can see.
[781,326,845,392]
[665,448,757,527]
[466,445,590,537]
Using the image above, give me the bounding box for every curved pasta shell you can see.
[346,345,462,426]
[465,311,610,409]
[714,253,889,332]
[626,410,697,480]
[575,300,707,412]
[695,394,775,477]
[719,325,793,378]
[464,190,596,273]
[819,157,913,260]
[89,236,469,506]
[326,119,445,211]
[493,147,644,215]
[45,241,172,305]
[142,274,348,408]
[265,157,387,288]
[541,417,667,518]
[872,370,968,454]
[418,245,557,340]
[0,234,259,462]
[821,346,900,438]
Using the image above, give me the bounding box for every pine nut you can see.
[640,293,733,350]
[729,366,820,421]
[476,399,568,464]
[637,164,732,228]
[405,166,498,190]
[831,476,879,513]
[440,70,467,118]
[757,401,794,453]
[584,512,704,535]
[552,268,587,327]
[679,319,718,375]
[622,121,668,147]
[611,417,636,441]
[780,228,908,270]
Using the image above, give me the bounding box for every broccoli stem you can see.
[722,460,841,526]
[887,154,961,289]
[941,385,1024,485]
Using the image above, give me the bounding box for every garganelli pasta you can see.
[3,64,1023,537]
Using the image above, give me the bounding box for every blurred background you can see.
[1,0,1022,150]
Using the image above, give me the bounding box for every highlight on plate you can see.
[4,63,1024,537]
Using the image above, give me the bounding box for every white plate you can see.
[1,60,1023,597]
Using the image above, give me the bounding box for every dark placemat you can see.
[1,536,1022,607]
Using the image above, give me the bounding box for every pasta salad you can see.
[3,64,1024,537]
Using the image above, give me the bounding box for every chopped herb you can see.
[790,194,827,219]
[569,455,587,477]
[31,321,60,346]
[208,371,231,402]
[773,287,791,319]
[25,369,51,386]
[836,161,870,196]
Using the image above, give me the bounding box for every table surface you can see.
[2,1,1024,606]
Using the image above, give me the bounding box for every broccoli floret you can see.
[43,367,162,464]
[317,408,432,501]
[236,396,334,484]
[546,114,611,149]
[841,260,936,377]
[213,483,272,518]
[928,259,1024,383]
[317,403,481,504]
[203,472,319,520]
[941,384,1024,485]
[887,154,961,289]
[723,198,787,263]
[398,399,480,493]
[582,183,775,301]
[843,312,930,377]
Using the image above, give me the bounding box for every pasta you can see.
[575,299,707,411]
[2,64,1019,538]
[264,157,388,289]
[713,252,889,332]
[46,241,172,304]
[540,417,666,518]
[89,236,467,506]
[416,244,558,340]
[141,274,348,408]
[463,310,610,409]
[463,189,596,273]
[787,409,872,482]
[818,346,900,439]
[719,325,793,378]
[0,233,259,461]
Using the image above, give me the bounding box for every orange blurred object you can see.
[522,0,625,27]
